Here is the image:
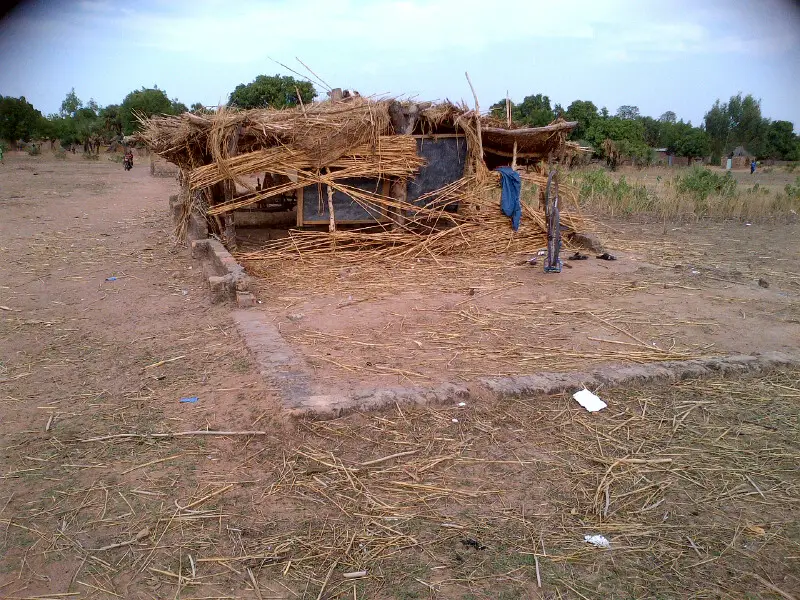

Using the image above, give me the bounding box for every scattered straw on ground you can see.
[4,369,797,598]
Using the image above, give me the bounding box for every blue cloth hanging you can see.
[497,166,521,232]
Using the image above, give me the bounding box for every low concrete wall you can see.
[169,194,256,308]
[191,239,255,307]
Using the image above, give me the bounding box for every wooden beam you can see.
[465,72,483,163]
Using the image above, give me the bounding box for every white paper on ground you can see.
[573,388,607,412]
[584,534,611,548]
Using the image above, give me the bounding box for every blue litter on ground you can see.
[180,397,199,403]
[105,277,118,281]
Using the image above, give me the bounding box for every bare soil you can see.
[1,152,798,599]
[244,215,799,398]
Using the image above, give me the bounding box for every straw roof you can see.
[481,119,578,158]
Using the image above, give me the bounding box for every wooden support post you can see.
[506,92,517,170]
[389,179,407,228]
[221,126,242,249]
[324,167,336,232]
[465,72,483,163]
[387,101,418,229]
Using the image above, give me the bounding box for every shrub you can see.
[82,152,100,160]
[675,166,736,201]
[26,144,41,156]
[785,177,800,200]
[54,149,67,159]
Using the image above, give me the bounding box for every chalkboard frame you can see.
[298,178,391,226]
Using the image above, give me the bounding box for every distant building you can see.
[722,146,754,170]
[653,148,691,167]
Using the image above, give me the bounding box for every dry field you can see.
[1,152,799,599]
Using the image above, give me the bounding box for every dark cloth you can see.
[497,166,521,231]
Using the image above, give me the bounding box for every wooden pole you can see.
[222,126,241,250]
[324,167,336,232]
[506,91,518,170]
[465,72,483,163]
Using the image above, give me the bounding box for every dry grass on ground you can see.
[2,368,798,599]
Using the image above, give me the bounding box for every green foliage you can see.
[616,105,640,120]
[704,93,775,160]
[512,93,554,126]
[190,102,216,115]
[641,116,663,147]
[572,169,654,214]
[785,177,800,200]
[675,166,736,200]
[170,99,188,115]
[228,74,316,110]
[674,127,710,159]
[659,111,677,124]
[120,87,174,135]
[0,95,45,142]
[99,104,123,139]
[765,120,798,160]
[59,88,82,118]
[26,143,41,156]
[586,117,650,163]
[564,100,599,141]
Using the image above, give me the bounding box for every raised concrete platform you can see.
[231,305,800,415]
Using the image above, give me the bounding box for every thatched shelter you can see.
[137,94,588,258]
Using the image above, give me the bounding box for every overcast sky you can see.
[1,0,799,128]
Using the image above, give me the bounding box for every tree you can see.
[674,128,710,163]
[512,94,554,127]
[616,105,640,120]
[564,100,599,141]
[731,94,767,157]
[0,96,44,142]
[120,87,174,135]
[704,99,730,163]
[658,111,677,124]
[704,93,770,160]
[99,104,123,139]
[170,98,188,115]
[228,74,316,110]
[640,116,664,148]
[586,116,649,166]
[60,88,83,118]
[764,120,798,160]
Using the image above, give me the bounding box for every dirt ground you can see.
[1,152,799,599]
[244,210,799,398]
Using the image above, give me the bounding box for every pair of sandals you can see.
[568,251,617,261]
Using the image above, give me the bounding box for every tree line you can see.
[2,76,797,164]
[0,86,191,153]
[491,93,798,163]
[0,74,314,152]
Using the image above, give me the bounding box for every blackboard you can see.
[407,136,467,207]
[301,178,387,224]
